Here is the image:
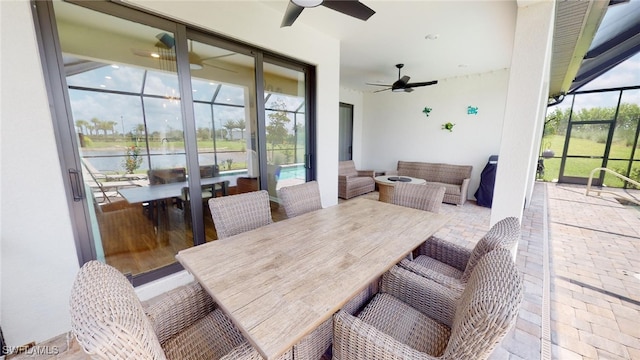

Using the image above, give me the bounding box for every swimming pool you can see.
[278,164,306,180]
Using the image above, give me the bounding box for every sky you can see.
[68,50,639,136]
[553,53,640,114]
[580,53,640,92]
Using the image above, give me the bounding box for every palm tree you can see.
[90,117,101,136]
[98,121,109,136]
[236,119,246,139]
[133,124,146,143]
[75,119,89,135]
[107,121,118,136]
[223,120,237,140]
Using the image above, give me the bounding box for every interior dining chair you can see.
[198,164,227,198]
[277,181,322,218]
[147,167,187,211]
[399,216,520,293]
[181,165,228,224]
[147,167,187,185]
[391,182,446,213]
[69,260,292,360]
[208,190,273,239]
[332,248,524,360]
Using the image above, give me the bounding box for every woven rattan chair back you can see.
[444,248,523,359]
[69,261,167,360]
[147,168,186,185]
[391,182,446,212]
[461,216,520,281]
[208,190,273,239]
[278,181,322,218]
[338,160,358,177]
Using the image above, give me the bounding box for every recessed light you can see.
[150,53,160,58]
[425,34,439,40]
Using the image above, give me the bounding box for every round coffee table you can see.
[374,175,427,203]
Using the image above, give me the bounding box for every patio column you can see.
[490,1,555,228]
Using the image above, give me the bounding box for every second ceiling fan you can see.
[368,64,438,93]
[281,0,375,27]
[131,32,236,72]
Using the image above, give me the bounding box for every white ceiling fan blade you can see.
[202,62,238,73]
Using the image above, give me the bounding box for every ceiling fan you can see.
[281,0,375,27]
[131,33,236,72]
[367,64,438,93]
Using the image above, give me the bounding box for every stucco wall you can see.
[1,0,340,347]
[359,70,510,201]
[1,0,80,347]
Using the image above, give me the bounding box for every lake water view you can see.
[82,149,306,180]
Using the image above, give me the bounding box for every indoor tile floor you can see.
[8,182,640,360]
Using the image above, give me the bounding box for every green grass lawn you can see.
[87,138,247,151]
[540,134,639,187]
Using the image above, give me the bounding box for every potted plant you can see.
[122,145,143,174]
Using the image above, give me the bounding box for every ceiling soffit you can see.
[549,0,608,99]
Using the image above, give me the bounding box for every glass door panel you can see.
[339,103,354,161]
[185,38,258,241]
[559,123,613,185]
[604,160,631,187]
[263,62,307,215]
[55,1,192,277]
[570,92,620,121]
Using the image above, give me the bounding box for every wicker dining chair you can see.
[399,216,520,293]
[292,279,379,360]
[69,260,292,360]
[208,190,273,239]
[277,181,322,218]
[332,248,524,360]
[391,182,446,213]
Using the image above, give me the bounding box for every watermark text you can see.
[2,345,60,356]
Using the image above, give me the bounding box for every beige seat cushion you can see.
[428,181,461,196]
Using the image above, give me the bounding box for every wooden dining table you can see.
[176,197,449,360]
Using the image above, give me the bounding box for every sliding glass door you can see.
[184,34,260,240]
[263,60,310,203]
[54,1,194,278]
[37,0,315,284]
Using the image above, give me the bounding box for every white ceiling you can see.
[58,0,605,97]
[264,0,518,92]
[262,0,607,96]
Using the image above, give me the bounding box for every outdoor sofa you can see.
[392,160,472,205]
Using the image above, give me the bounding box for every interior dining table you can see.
[117,174,243,204]
[176,197,450,360]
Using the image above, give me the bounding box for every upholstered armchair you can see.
[338,160,375,199]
